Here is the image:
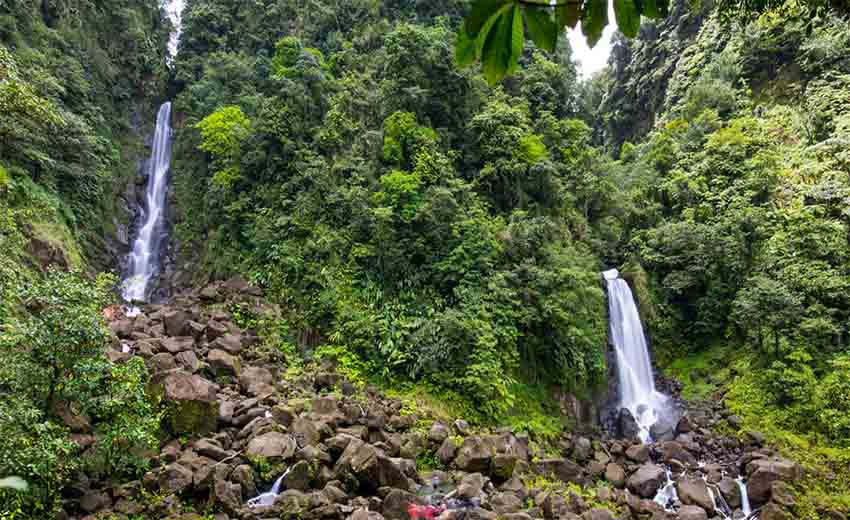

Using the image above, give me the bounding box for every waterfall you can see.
[604,268,669,442]
[121,1,182,306]
[736,476,752,516]
[122,102,173,304]
[247,467,291,507]
[164,0,184,61]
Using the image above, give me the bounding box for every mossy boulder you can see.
[149,370,219,435]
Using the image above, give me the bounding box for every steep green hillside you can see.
[0,1,168,515]
[0,0,168,296]
[169,0,608,422]
[595,2,850,515]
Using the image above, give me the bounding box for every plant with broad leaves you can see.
[456,0,669,83]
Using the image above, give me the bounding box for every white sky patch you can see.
[567,1,617,78]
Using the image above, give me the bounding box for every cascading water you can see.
[121,0,182,306]
[122,102,173,304]
[247,466,291,507]
[604,269,669,442]
[736,476,752,516]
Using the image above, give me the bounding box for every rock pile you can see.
[62,278,803,520]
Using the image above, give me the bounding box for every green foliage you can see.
[456,0,670,83]
[171,1,605,422]
[0,271,160,515]
[195,106,252,189]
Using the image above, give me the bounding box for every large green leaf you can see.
[581,0,608,48]
[456,26,477,66]
[465,0,513,37]
[555,2,581,29]
[509,2,524,73]
[480,2,521,84]
[525,5,559,52]
[614,0,641,38]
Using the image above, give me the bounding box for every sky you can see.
[566,2,617,78]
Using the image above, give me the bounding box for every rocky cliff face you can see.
[599,0,711,150]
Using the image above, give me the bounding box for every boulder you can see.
[572,437,592,461]
[660,441,697,467]
[760,502,791,520]
[159,463,194,494]
[207,349,241,377]
[231,464,257,497]
[677,505,708,520]
[377,455,410,490]
[151,371,218,435]
[427,422,450,444]
[283,460,312,491]
[184,320,205,341]
[164,310,190,337]
[161,337,194,354]
[175,350,200,372]
[206,320,228,341]
[436,437,457,466]
[457,473,487,499]
[582,509,615,520]
[213,334,243,355]
[490,492,523,514]
[605,463,626,488]
[147,352,177,373]
[535,458,583,484]
[245,432,297,461]
[618,408,640,440]
[649,419,675,442]
[746,458,803,504]
[109,319,134,339]
[194,439,228,461]
[212,478,242,513]
[239,366,274,396]
[675,415,695,434]
[292,417,321,446]
[717,477,741,509]
[382,489,420,520]
[626,464,666,498]
[675,476,714,513]
[454,436,493,473]
[625,443,649,463]
[271,405,296,427]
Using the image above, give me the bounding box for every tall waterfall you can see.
[121,0,182,305]
[122,103,173,303]
[604,269,668,442]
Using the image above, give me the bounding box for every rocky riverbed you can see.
[61,279,802,520]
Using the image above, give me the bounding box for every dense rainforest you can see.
[1,0,849,519]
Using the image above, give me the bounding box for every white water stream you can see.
[247,466,291,507]
[604,269,669,442]
[121,1,182,306]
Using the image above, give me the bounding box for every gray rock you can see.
[605,463,626,488]
[150,371,218,435]
[245,432,296,461]
[163,310,190,337]
[457,473,486,499]
[283,460,312,491]
[208,349,241,377]
[676,475,714,513]
[436,437,457,466]
[746,458,803,504]
[159,463,194,494]
[454,436,493,473]
[626,463,666,498]
[677,505,708,520]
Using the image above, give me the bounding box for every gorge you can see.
[1,0,849,519]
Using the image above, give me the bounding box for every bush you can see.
[0,271,160,515]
